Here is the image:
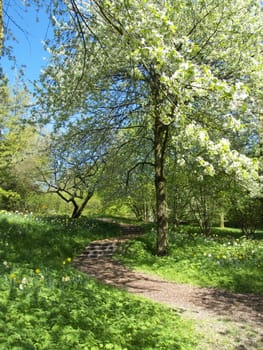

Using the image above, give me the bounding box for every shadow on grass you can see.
[0,215,120,267]
[73,256,263,325]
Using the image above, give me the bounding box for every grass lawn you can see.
[0,212,196,350]
[119,225,263,294]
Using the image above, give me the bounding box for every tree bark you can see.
[71,191,94,219]
[220,212,225,228]
[154,116,169,256]
[259,114,263,221]
[71,199,79,219]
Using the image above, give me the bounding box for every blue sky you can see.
[2,2,52,87]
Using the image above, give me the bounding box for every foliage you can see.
[0,212,196,350]
[0,0,3,53]
[0,75,46,211]
[227,197,263,236]
[35,0,262,255]
[119,226,263,294]
[167,166,230,233]
[98,158,155,221]
[39,122,115,218]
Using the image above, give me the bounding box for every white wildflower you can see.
[62,276,70,282]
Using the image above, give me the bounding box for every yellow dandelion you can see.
[10,273,16,279]
[67,257,72,263]
[35,268,41,274]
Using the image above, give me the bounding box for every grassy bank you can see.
[119,225,263,294]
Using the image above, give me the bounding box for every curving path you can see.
[73,224,263,350]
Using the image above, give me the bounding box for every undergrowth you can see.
[119,225,263,294]
[0,212,196,350]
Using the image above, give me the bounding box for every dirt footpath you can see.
[73,256,263,350]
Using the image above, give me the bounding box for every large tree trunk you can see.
[154,116,169,256]
[259,116,263,222]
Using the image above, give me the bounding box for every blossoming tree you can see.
[36,0,263,255]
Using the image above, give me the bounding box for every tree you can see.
[0,72,18,209]
[259,115,263,214]
[95,126,156,221]
[100,158,155,221]
[166,135,241,233]
[0,73,46,210]
[0,0,3,54]
[254,100,263,213]
[0,120,44,211]
[40,119,115,218]
[36,0,262,255]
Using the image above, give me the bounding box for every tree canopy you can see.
[34,0,262,254]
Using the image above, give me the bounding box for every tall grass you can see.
[0,212,196,350]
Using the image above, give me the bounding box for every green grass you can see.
[0,211,196,350]
[119,226,263,294]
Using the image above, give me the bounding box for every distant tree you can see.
[0,74,45,210]
[0,72,17,208]
[96,128,155,221]
[256,108,263,213]
[40,121,115,218]
[100,162,155,222]
[0,0,3,54]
